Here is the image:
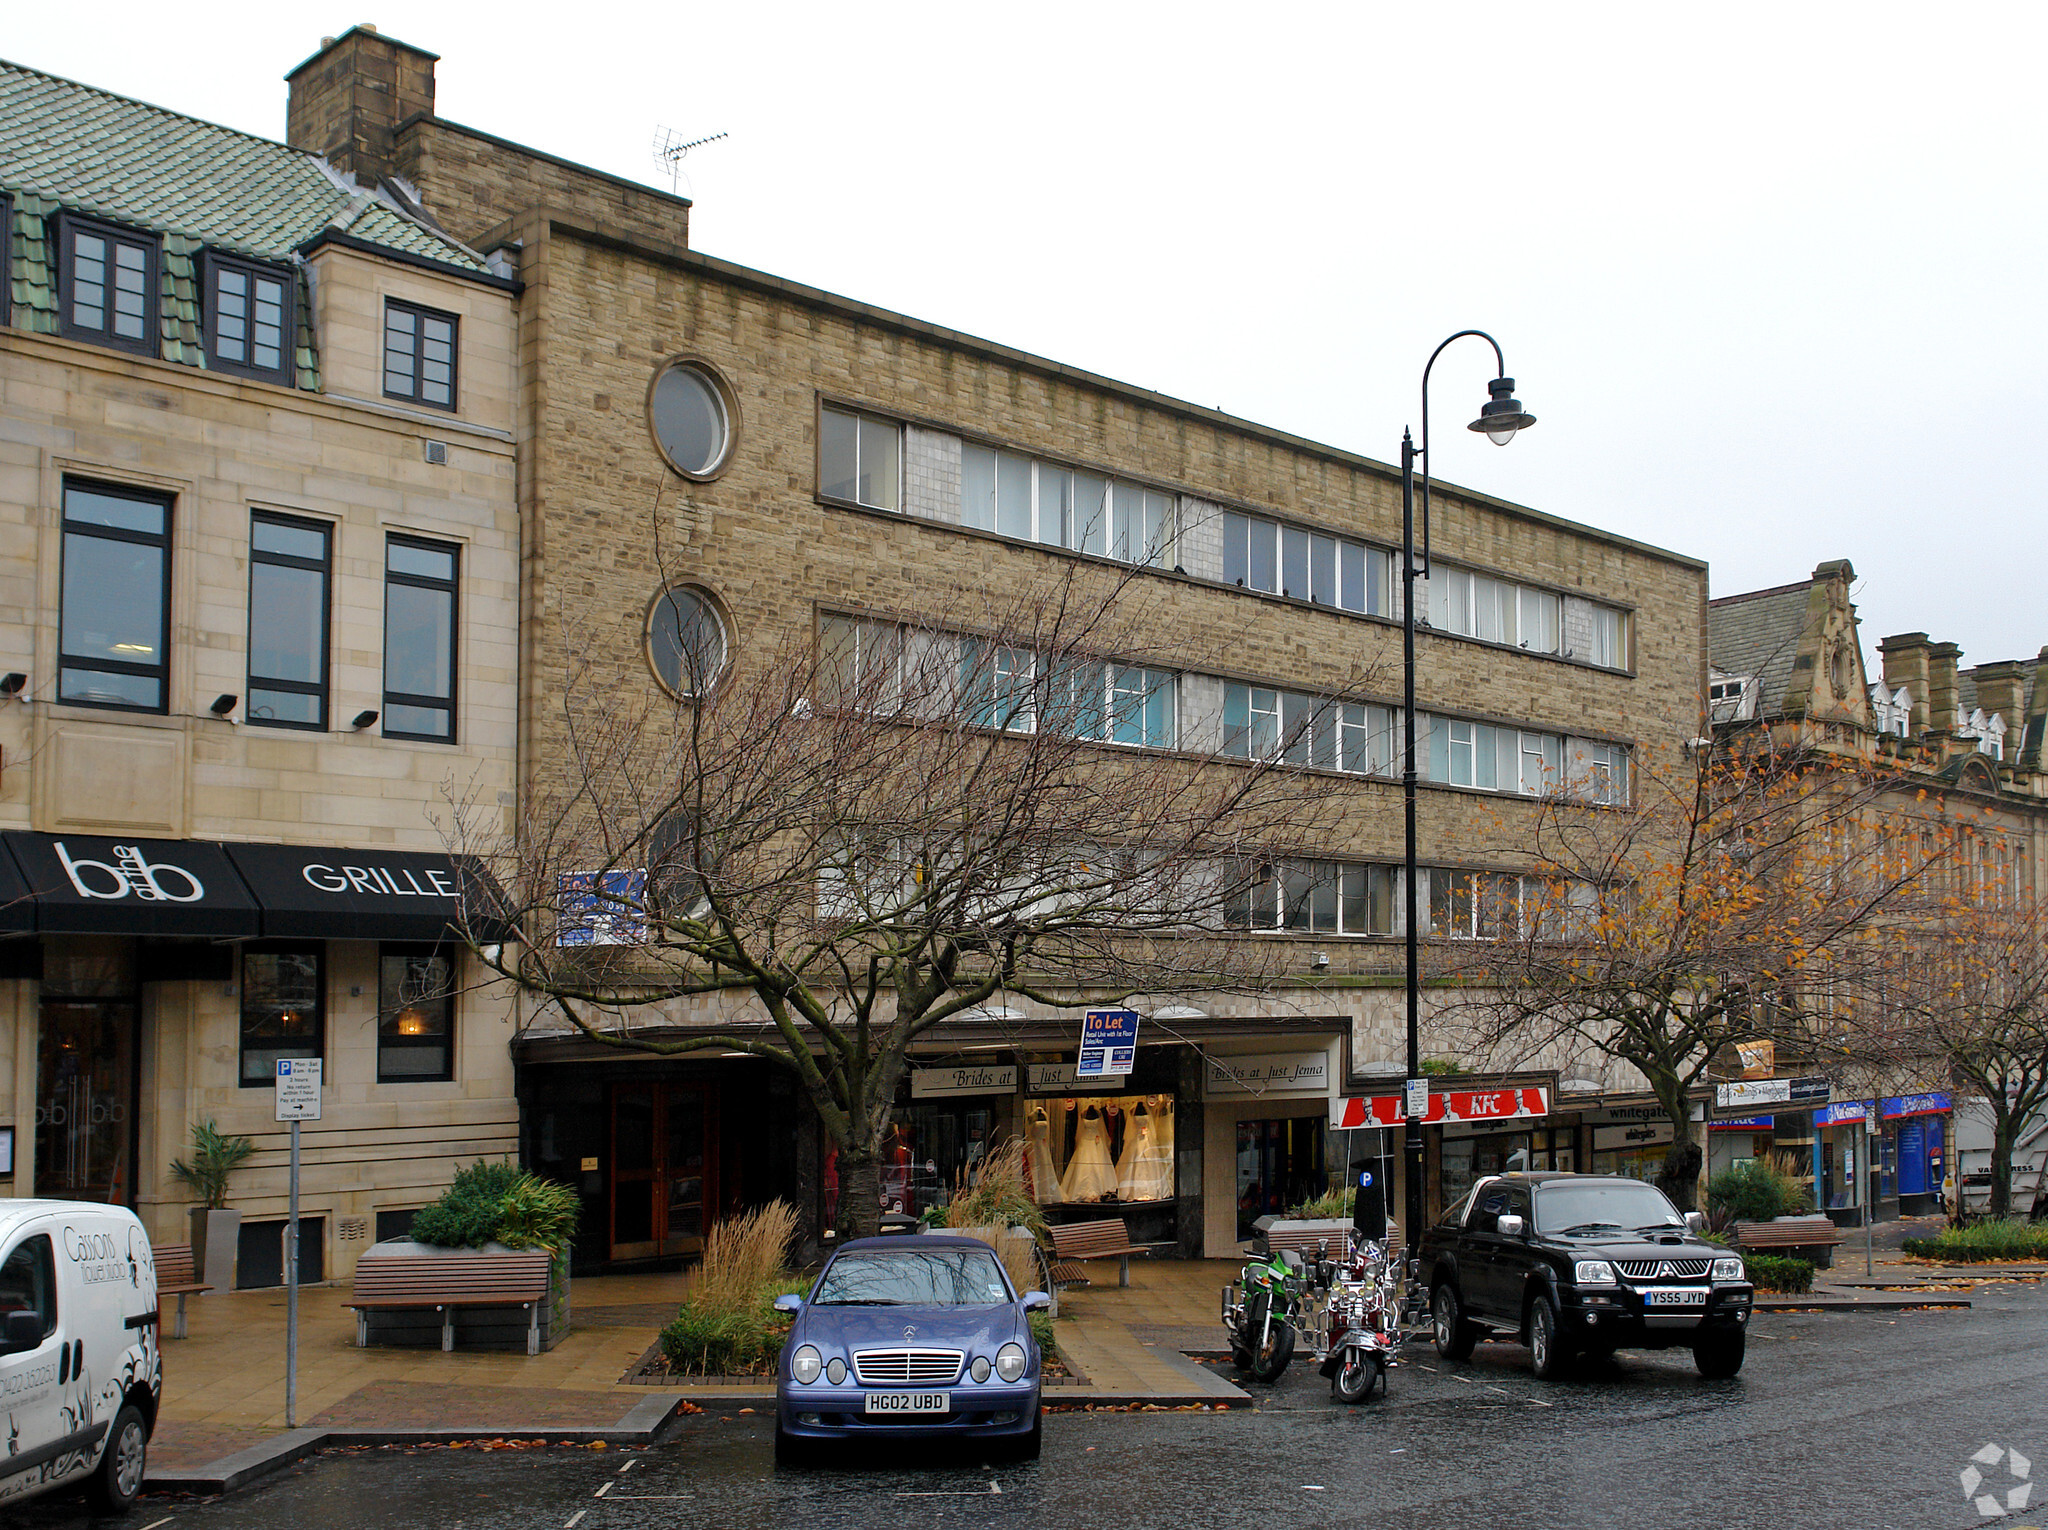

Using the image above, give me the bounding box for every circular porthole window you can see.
[648,359,737,479]
[647,585,729,696]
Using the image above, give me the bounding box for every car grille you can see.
[851,1348,965,1386]
[1616,1258,1712,1281]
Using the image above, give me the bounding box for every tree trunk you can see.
[1654,1100,1704,1212]
[1988,1108,2015,1219]
[837,1151,883,1242]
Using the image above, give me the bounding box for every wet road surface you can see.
[10,1282,2045,1530]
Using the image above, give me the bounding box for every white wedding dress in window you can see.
[1026,1106,1064,1204]
[1116,1108,1175,1201]
[1059,1106,1118,1201]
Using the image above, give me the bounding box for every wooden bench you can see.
[153,1243,211,1340]
[1048,1218,1151,1292]
[1731,1217,1843,1268]
[344,1251,554,1355]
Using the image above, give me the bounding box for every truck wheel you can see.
[1527,1295,1572,1381]
[1694,1328,1746,1379]
[86,1403,147,1514]
[1431,1283,1477,1361]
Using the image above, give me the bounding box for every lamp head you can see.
[0,673,25,699]
[1469,376,1536,445]
[351,709,380,731]
[209,693,239,717]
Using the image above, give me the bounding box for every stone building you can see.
[1708,559,2048,1214]
[0,57,522,1282]
[266,25,1715,1260]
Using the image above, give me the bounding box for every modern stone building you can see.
[0,57,522,1282]
[1708,559,2048,1215]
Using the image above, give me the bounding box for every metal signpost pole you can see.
[275,1058,321,1431]
[287,1116,299,1429]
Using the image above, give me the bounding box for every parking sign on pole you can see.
[274,1059,320,1428]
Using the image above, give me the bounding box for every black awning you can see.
[0,838,34,935]
[223,842,511,943]
[2,832,259,937]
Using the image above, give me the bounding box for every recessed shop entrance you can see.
[609,1081,716,1261]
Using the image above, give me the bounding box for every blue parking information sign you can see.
[1076,1008,1141,1078]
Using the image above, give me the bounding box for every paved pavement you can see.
[23,1268,2038,1530]
[121,1226,2021,1494]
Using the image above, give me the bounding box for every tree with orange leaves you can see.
[1439,733,1939,1210]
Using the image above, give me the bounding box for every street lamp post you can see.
[1399,334,1535,1281]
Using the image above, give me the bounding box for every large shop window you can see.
[247,512,331,729]
[1235,1116,1327,1241]
[875,1103,999,1220]
[239,945,324,1086]
[377,945,454,1082]
[1027,1095,1175,1208]
[383,535,459,742]
[59,481,172,712]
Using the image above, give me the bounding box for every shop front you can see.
[0,831,516,1285]
[1331,1083,1554,1230]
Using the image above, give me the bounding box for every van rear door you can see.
[0,1230,68,1502]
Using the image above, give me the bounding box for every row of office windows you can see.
[60,479,460,740]
[2,200,460,408]
[241,943,457,1086]
[815,405,1632,669]
[1225,861,1592,941]
[814,614,1628,803]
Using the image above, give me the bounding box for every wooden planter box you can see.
[353,1240,573,1353]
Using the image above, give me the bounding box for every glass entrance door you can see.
[608,1082,715,1261]
[35,1001,138,1203]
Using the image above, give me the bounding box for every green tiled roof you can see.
[0,57,492,390]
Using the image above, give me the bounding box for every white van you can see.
[0,1201,160,1515]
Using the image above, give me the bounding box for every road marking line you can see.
[894,1482,1005,1498]
[595,1480,612,1497]
[565,1513,586,1528]
[139,1519,174,1530]
[618,1459,638,1474]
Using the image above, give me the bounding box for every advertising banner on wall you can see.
[1203,1051,1330,1096]
[1331,1086,1550,1130]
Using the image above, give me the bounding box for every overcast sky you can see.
[11,3,2045,677]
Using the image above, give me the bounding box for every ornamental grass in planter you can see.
[658,1200,805,1377]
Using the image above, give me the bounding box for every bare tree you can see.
[1845,893,2048,1219]
[454,552,1379,1238]
[1438,733,1940,1210]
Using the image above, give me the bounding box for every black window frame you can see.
[203,251,296,385]
[246,510,332,731]
[382,533,460,743]
[56,212,159,359]
[381,299,460,412]
[58,478,173,714]
[237,941,326,1089]
[375,942,457,1084]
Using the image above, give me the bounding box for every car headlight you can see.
[995,1342,1027,1383]
[970,1356,992,1383]
[1712,1256,1745,1282]
[1574,1260,1617,1286]
[825,1357,847,1385]
[790,1345,822,1385]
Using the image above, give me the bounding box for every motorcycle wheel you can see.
[1331,1350,1374,1404]
[1249,1314,1295,1382]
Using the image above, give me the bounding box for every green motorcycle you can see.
[1221,1245,1304,1382]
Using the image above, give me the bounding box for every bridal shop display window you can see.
[1235,1116,1327,1241]
[1025,1094,1176,1207]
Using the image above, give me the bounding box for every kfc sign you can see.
[1330,1086,1550,1130]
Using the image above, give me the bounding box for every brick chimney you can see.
[1927,641,1962,733]
[286,25,438,186]
[1968,660,2029,733]
[2021,645,2048,772]
[1878,632,1931,735]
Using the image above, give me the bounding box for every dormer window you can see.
[58,214,158,358]
[1868,682,1911,738]
[1708,673,1757,723]
[0,194,11,327]
[204,253,294,384]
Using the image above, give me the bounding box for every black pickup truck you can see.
[1416,1172,1755,1379]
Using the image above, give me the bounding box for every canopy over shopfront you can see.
[0,831,507,942]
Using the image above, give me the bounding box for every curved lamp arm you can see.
[1413,329,1507,581]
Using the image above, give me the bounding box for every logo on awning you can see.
[54,841,206,902]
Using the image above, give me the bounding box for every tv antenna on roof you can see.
[652,127,728,194]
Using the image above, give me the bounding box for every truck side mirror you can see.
[0,1311,42,1353]
[1685,1212,1706,1234]
[1495,1214,1525,1238]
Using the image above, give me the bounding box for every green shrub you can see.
[1029,1309,1056,1361]
[659,1277,809,1376]
[1744,1253,1815,1293]
[1900,1219,2048,1263]
[410,1160,578,1252]
[1706,1155,1814,1223]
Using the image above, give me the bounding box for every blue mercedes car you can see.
[773,1234,1049,1462]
